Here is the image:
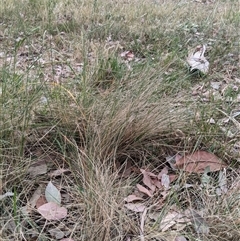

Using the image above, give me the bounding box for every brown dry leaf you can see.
[37,202,67,221]
[36,196,47,209]
[169,174,178,183]
[141,169,156,191]
[175,151,227,173]
[124,195,144,203]
[124,203,146,213]
[152,178,162,189]
[136,184,153,197]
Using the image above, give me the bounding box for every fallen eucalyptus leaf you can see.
[175,151,227,173]
[37,202,67,221]
[136,184,153,197]
[45,181,61,205]
[141,169,156,191]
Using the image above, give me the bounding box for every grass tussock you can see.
[1,0,240,240]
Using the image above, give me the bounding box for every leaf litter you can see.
[37,181,68,221]
[149,210,191,232]
[124,150,229,236]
